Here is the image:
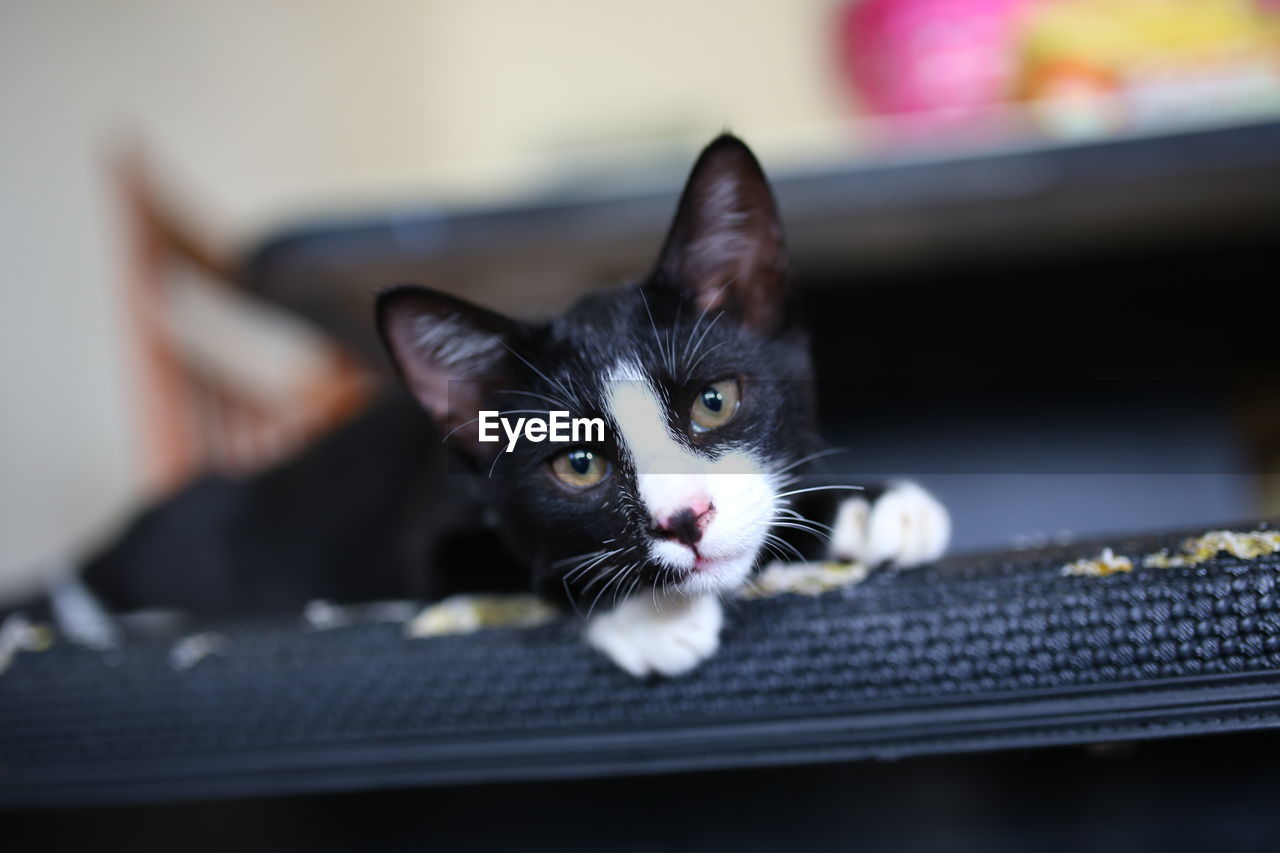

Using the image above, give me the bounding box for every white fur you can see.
[829,481,950,568]
[829,496,871,563]
[605,362,774,595]
[585,593,722,677]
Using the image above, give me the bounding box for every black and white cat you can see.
[375,135,950,676]
[56,134,947,677]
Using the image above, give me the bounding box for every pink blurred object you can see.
[840,0,1035,116]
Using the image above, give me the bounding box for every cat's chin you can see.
[649,542,757,596]
[680,553,756,596]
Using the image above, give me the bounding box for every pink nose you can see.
[655,500,715,548]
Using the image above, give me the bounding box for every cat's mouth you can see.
[674,543,757,585]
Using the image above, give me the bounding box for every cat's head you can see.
[377,135,818,607]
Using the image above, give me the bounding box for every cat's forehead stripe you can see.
[604,359,708,491]
[604,360,676,462]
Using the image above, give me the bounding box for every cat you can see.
[58,134,949,677]
[374,134,949,676]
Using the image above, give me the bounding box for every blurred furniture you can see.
[116,155,371,495]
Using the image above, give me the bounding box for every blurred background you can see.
[2,0,1279,602]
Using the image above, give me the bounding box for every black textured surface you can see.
[4,524,1280,808]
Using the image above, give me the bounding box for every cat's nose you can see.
[654,502,715,548]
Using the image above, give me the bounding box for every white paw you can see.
[584,594,722,678]
[829,481,950,568]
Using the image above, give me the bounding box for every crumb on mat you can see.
[1062,548,1134,577]
[1143,529,1280,568]
[169,632,227,671]
[305,599,419,631]
[0,614,54,675]
[1062,528,1280,578]
[406,595,560,638]
[738,561,870,599]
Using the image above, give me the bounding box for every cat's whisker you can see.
[592,570,622,615]
[769,510,832,529]
[562,554,606,582]
[771,511,834,533]
[686,339,730,377]
[771,447,850,477]
[682,308,725,374]
[637,289,672,378]
[552,548,606,570]
[556,559,594,577]
[769,520,833,543]
[670,302,682,376]
[563,548,623,582]
[764,529,805,551]
[618,570,642,608]
[578,566,613,597]
[680,278,734,367]
[577,547,635,595]
[586,563,632,619]
[612,562,641,608]
[562,576,584,618]
[742,575,766,599]
[762,532,806,561]
[499,345,577,409]
[773,485,866,499]
[758,542,786,566]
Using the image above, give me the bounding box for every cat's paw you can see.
[585,594,722,678]
[829,481,950,568]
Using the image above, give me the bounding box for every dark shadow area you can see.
[12,732,1280,853]
[801,232,1278,549]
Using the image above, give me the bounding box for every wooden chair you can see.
[114,152,371,496]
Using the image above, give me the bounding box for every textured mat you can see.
[3,524,1280,807]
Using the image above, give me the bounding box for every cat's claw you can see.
[585,594,722,678]
[829,481,950,568]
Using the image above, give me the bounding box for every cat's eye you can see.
[690,379,740,432]
[551,448,609,489]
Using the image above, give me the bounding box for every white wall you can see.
[417,1,848,164]
[0,0,848,597]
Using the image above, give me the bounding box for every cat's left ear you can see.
[376,285,521,452]
[652,134,790,334]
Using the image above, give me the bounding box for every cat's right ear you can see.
[651,134,790,335]
[376,285,519,451]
